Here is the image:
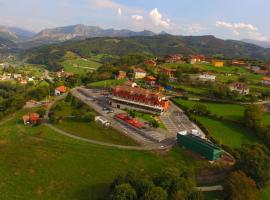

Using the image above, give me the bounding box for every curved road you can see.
[44,123,168,151]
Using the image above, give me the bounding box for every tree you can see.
[225,171,258,200]
[244,104,263,129]
[82,112,95,122]
[150,119,159,128]
[109,183,137,200]
[236,144,270,188]
[36,108,46,117]
[141,187,168,200]
[192,103,210,116]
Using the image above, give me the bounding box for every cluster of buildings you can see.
[0,73,35,84]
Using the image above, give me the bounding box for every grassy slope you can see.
[55,120,138,146]
[174,99,245,121]
[173,99,261,148]
[196,116,260,148]
[62,58,102,74]
[0,110,210,200]
[54,102,138,146]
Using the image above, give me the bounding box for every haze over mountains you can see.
[1,24,270,61]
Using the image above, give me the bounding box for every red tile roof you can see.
[56,86,67,93]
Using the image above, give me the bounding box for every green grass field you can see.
[173,98,245,121]
[0,109,213,200]
[195,116,260,148]
[62,58,102,74]
[53,102,137,146]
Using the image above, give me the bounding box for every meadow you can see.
[0,109,213,200]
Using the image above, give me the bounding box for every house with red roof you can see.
[22,113,40,125]
[189,55,206,64]
[133,68,147,79]
[262,77,270,85]
[145,76,157,86]
[145,60,157,67]
[55,86,67,96]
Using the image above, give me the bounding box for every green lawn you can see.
[0,109,212,200]
[259,186,270,200]
[196,116,260,148]
[56,120,138,146]
[173,98,245,121]
[62,58,102,74]
[53,102,137,146]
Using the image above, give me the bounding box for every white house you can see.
[262,77,270,86]
[229,83,250,95]
[198,73,216,81]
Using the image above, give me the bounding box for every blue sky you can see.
[0,0,269,41]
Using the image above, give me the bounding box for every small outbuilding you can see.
[55,86,67,96]
[23,113,40,125]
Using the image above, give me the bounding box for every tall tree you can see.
[225,171,258,200]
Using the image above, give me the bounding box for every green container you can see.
[177,133,222,161]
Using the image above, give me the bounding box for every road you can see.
[44,123,170,151]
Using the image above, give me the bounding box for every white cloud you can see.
[117,8,122,16]
[248,31,269,41]
[216,20,269,41]
[216,21,258,31]
[149,8,170,28]
[132,15,143,22]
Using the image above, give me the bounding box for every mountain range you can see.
[0,24,156,49]
[1,24,270,61]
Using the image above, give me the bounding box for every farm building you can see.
[212,60,224,67]
[133,68,147,79]
[189,55,206,64]
[261,77,270,85]
[145,76,157,86]
[55,86,67,96]
[229,83,249,95]
[22,113,40,125]
[116,71,127,80]
[177,132,222,161]
[110,83,169,115]
[198,72,216,81]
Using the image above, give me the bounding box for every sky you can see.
[0,0,269,41]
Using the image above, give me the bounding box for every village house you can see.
[261,77,270,85]
[145,76,157,86]
[22,113,40,125]
[110,82,169,115]
[133,68,147,79]
[20,79,28,84]
[198,72,216,81]
[232,60,246,66]
[229,83,250,95]
[212,60,224,67]
[163,54,184,63]
[189,55,206,64]
[145,60,157,67]
[55,86,67,96]
[13,74,22,80]
[115,71,127,80]
[159,68,177,81]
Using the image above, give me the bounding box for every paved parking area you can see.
[71,87,168,146]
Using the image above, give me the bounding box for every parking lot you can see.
[71,87,170,146]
